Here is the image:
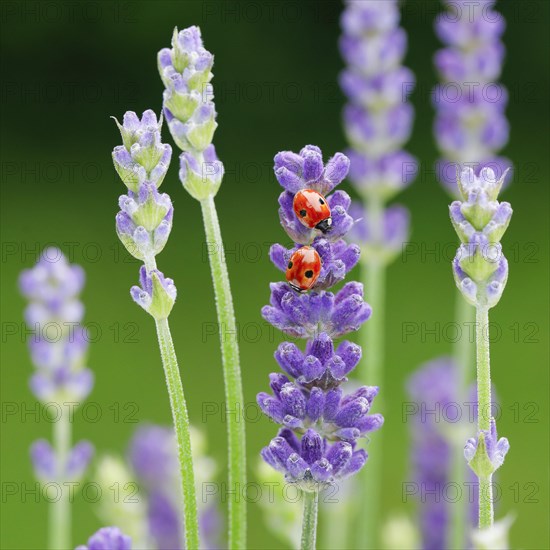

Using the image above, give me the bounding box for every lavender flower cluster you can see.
[339,0,417,262]
[258,146,383,491]
[159,26,224,200]
[19,249,94,483]
[112,110,177,319]
[434,0,511,194]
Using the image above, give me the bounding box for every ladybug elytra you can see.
[293,189,332,234]
[285,246,322,293]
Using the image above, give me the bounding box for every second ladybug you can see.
[293,189,332,234]
[285,246,322,293]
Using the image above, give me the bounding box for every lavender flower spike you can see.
[19,248,95,549]
[339,0,417,265]
[259,146,383,549]
[434,0,511,195]
[159,26,222,200]
[450,160,513,531]
[76,527,132,550]
[111,107,200,548]
[158,27,247,548]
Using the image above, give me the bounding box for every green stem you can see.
[476,305,493,528]
[200,195,247,549]
[50,413,71,549]
[449,293,474,549]
[479,475,494,529]
[300,491,319,550]
[355,196,386,550]
[155,317,200,549]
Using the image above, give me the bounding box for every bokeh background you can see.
[1,1,548,548]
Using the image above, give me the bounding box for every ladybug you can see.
[285,246,322,293]
[293,189,332,234]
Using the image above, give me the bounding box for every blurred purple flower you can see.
[339,0,416,262]
[76,527,132,550]
[434,0,512,195]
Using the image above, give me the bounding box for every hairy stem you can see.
[50,413,71,549]
[155,317,200,549]
[476,305,493,528]
[449,294,475,548]
[200,195,247,549]
[300,491,319,550]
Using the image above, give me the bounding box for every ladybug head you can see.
[314,217,332,234]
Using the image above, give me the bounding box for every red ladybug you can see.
[285,246,322,293]
[293,189,332,234]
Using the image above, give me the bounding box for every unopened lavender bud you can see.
[131,266,177,320]
[166,103,218,153]
[116,184,173,260]
[465,418,509,479]
[112,110,171,190]
[112,147,147,193]
[179,145,224,200]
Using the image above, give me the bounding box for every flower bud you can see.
[179,145,224,200]
[131,267,177,320]
[464,418,509,479]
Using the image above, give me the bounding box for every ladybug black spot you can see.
[319,198,324,205]
[299,209,307,217]
[304,270,314,278]
[287,261,293,269]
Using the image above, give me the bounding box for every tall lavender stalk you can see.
[258,146,384,549]
[339,2,417,545]
[434,2,511,544]
[451,167,511,531]
[157,27,246,548]
[19,248,94,549]
[112,110,200,548]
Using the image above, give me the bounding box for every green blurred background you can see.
[1,1,548,548]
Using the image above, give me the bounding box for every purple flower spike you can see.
[408,358,460,550]
[434,0,512,196]
[340,0,416,267]
[20,249,93,407]
[76,527,132,550]
[130,266,177,320]
[259,144,383,492]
